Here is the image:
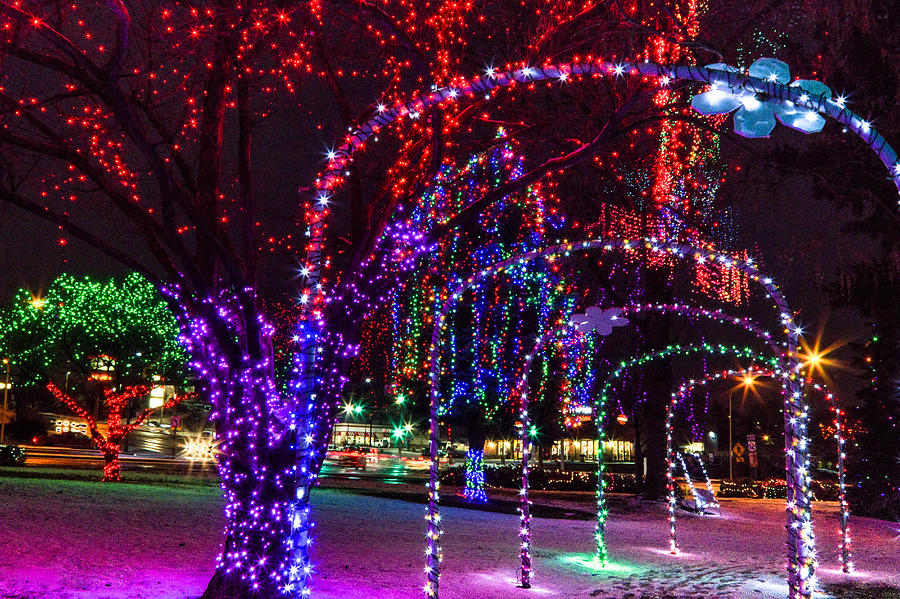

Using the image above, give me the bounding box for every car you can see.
[337,446,368,470]
[31,432,93,448]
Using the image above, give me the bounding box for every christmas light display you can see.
[462,449,488,504]
[163,288,319,597]
[687,452,719,507]
[303,56,900,595]
[591,204,751,306]
[812,382,852,574]
[665,369,852,573]
[419,236,811,598]
[618,303,779,353]
[601,0,747,307]
[693,59,831,138]
[384,139,570,503]
[0,273,188,386]
[520,297,787,565]
[46,381,189,481]
[674,452,717,512]
[512,299,781,584]
[2,0,897,589]
[513,305,630,587]
[297,56,900,599]
[598,343,778,564]
[528,300,785,575]
[555,301,781,430]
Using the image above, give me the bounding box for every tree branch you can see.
[125,392,194,435]
[99,0,130,79]
[0,184,173,284]
[433,87,648,238]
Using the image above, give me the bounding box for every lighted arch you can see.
[594,343,780,561]
[665,369,851,573]
[513,300,785,586]
[298,58,900,599]
[305,59,900,316]
[424,237,810,599]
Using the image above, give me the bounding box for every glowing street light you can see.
[341,401,364,418]
[804,352,822,366]
[392,421,414,456]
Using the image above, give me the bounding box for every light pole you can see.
[1,358,10,445]
[728,389,733,481]
[729,375,757,481]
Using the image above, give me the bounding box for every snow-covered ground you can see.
[0,476,897,599]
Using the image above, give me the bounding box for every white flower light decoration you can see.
[569,306,629,336]
[691,58,833,138]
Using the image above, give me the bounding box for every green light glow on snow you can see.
[559,553,640,575]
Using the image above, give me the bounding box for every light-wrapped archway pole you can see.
[300,57,899,599]
[513,306,629,587]
[666,370,852,573]
[426,237,809,598]
[514,300,783,586]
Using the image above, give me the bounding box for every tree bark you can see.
[101,449,121,482]
[638,265,675,500]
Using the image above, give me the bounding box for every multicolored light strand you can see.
[462,449,488,504]
[599,343,778,563]
[512,299,779,583]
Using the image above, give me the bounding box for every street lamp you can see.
[341,400,364,418]
[1,359,10,445]
[392,421,414,456]
[340,400,365,445]
[728,375,757,480]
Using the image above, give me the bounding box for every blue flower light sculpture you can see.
[691,58,833,138]
[569,306,629,336]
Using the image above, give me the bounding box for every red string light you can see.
[47,381,191,481]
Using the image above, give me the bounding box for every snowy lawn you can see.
[0,475,897,599]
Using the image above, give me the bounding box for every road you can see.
[17,442,431,483]
[21,445,215,475]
